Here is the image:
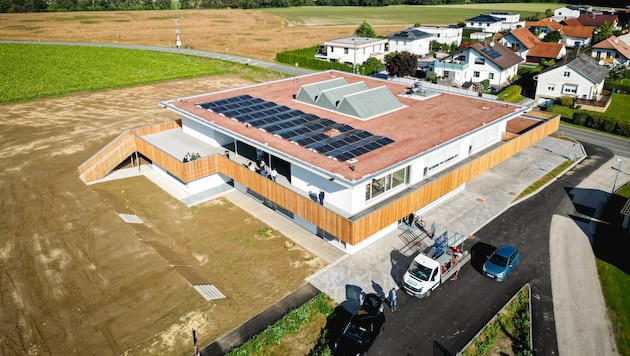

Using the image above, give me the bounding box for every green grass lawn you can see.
[548,93,630,123]
[596,183,630,356]
[262,3,562,27]
[0,43,284,104]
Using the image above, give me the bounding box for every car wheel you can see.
[425,288,431,298]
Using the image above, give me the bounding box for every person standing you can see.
[318,189,325,205]
[389,288,398,312]
[270,168,277,182]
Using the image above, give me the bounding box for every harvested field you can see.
[0,76,325,355]
[0,9,402,61]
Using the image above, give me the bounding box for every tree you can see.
[545,8,553,17]
[608,63,627,82]
[385,51,418,78]
[593,21,613,44]
[542,30,562,43]
[354,20,376,38]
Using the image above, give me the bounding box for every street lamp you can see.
[612,158,623,194]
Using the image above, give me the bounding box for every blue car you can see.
[483,245,520,282]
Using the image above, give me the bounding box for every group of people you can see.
[247,159,278,182]
[182,152,201,163]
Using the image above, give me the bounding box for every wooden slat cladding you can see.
[344,116,560,244]
[80,135,136,183]
[80,116,559,246]
[79,120,182,183]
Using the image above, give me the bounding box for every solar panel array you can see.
[197,95,394,162]
[481,46,502,59]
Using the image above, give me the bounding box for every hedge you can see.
[604,81,630,94]
[568,111,630,137]
[275,46,383,75]
[497,85,522,102]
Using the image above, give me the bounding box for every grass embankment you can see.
[514,160,573,201]
[225,293,336,356]
[596,183,630,355]
[0,43,286,103]
[460,285,531,355]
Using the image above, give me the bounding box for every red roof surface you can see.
[560,25,593,39]
[593,36,630,60]
[508,27,540,49]
[577,13,618,27]
[527,42,564,59]
[167,72,528,181]
[528,18,562,31]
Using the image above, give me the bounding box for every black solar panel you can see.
[196,94,394,160]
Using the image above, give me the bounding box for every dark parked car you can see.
[483,244,520,282]
[333,293,386,355]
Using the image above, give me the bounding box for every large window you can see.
[365,167,408,201]
[562,84,578,94]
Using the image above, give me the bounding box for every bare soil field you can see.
[0,75,325,355]
[0,10,402,61]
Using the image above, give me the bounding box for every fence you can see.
[383,75,498,100]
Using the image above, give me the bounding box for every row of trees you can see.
[1,0,563,13]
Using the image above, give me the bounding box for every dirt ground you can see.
[0,10,402,61]
[0,75,325,355]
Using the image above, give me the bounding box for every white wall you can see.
[535,66,600,102]
[388,38,431,57]
[416,26,463,45]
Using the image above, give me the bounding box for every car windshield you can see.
[344,322,368,340]
[489,253,509,267]
[408,261,432,281]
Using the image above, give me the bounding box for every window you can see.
[563,71,570,77]
[365,167,408,201]
[562,84,578,94]
[473,71,480,78]
[615,53,620,58]
[548,83,555,91]
[475,57,485,65]
[344,48,349,54]
[489,73,494,79]
[330,47,334,53]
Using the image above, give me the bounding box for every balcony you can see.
[433,61,469,71]
[574,91,612,112]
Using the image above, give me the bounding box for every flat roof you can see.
[162,71,528,182]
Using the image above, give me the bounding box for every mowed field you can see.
[0,3,562,61]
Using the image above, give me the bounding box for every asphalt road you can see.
[556,123,630,157]
[367,142,612,356]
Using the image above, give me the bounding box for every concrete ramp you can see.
[194,284,226,300]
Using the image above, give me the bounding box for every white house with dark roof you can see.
[465,14,504,33]
[489,12,526,31]
[387,28,432,57]
[414,25,463,46]
[591,35,630,67]
[554,5,591,19]
[534,54,610,107]
[432,41,523,88]
[315,36,388,66]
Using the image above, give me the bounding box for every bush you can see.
[497,85,522,102]
[585,114,605,129]
[558,95,574,107]
[604,81,630,94]
[601,117,617,132]
[572,111,589,125]
[614,121,630,136]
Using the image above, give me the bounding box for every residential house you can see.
[576,13,620,31]
[432,41,523,88]
[528,18,563,40]
[554,5,591,19]
[80,71,558,253]
[560,25,593,48]
[591,35,630,67]
[315,36,388,66]
[500,28,566,63]
[489,12,526,31]
[534,53,610,107]
[465,14,504,33]
[414,25,463,46]
[387,28,432,57]
[526,42,566,63]
[560,18,583,27]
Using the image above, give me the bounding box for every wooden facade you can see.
[79,115,559,246]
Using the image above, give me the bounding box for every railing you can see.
[433,61,469,71]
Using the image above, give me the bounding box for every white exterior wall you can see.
[563,36,590,48]
[326,43,385,65]
[467,50,515,87]
[416,26,463,45]
[535,66,601,102]
[465,21,502,33]
[591,49,629,67]
[152,163,229,195]
[388,38,431,57]
[182,117,222,147]
[499,35,529,60]
[554,7,580,18]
